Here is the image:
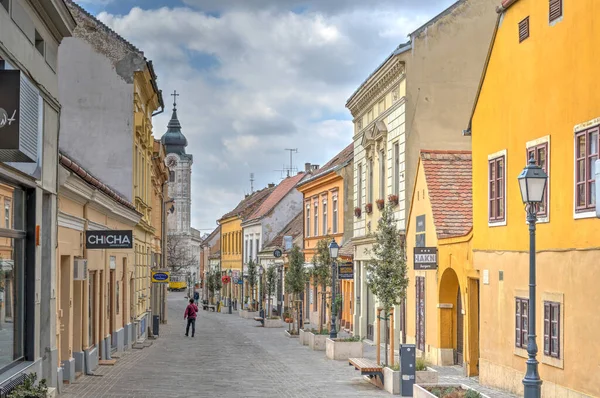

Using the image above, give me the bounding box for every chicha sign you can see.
[414,247,438,270]
[86,230,133,249]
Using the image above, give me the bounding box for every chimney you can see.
[311,165,320,171]
[268,183,275,188]
[245,194,250,198]
[305,163,312,172]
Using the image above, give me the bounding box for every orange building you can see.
[297,144,354,330]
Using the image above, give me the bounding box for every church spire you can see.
[161,90,188,155]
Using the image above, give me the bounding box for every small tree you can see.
[247,260,258,311]
[166,234,198,273]
[207,271,216,303]
[285,245,306,332]
[313,237,332,332]
[265,265,277,317]
[365,201,408,366]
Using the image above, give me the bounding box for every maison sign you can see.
[85,230,133,249]
[338,262,354,280]
[414,247,438,270]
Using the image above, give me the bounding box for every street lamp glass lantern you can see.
[518,157,548,204]
[328,238,339,260]
[259,266,264,276]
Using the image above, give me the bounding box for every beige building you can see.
[57,154,140,381]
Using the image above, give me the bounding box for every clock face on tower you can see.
[165,155,178,168]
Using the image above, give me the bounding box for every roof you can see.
[209,250,221,260]
[346,42,411,107]
[420,150,472,239]
[263,211,304,250]
[246,173,306,222]
[497,0,519,12]
[161,104,189,157]
[410,1,464,37]
[297,143,354,187]
[59,153,139,213]
[219,187,276,222]
[202,227,220,247]
[338,239,353,259]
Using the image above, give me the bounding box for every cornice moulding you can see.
[58,211,85,231]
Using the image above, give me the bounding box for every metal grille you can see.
[18,73,39,161]
[518,17,530,43]
[0,373,27,397]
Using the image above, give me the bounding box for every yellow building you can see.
[297,144,354,331]
[405,151,478,375]
[151,140,169,324]
[57,154,140,380]
[468,0,600,395]
[219,187,274,308]
[132,63,163,336]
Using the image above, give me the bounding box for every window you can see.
[248,238,252,261]
[332,197,338,234]
[378,99,385,114]
[519,17,530,42]
[313,201,318,236]
[527,143,549,217]
[255,238,259,260]
[4,199,10,228]
[575,127,598,212]
[379,150,385,200]
[488,156,505,222]
[306,205,310,238]
[549,0,562,23]
[393,142,400,196]
[357,164,363,208]
[89,272,96,346]
[515,298,529,349]
[169,171,174,182]
[368,158,374,204]
[322,199,327,235]
[544,301,560,358]
[34,30,44,56]
[415,215,426,247]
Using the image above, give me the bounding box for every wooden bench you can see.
[253,316,264,326]
[204,305,216,312]
[349,357,384,386]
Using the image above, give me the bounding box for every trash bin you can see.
[400,344,416,397]
[153,315,160,337]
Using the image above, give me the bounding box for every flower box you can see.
[383,367,400,395]
[240,310,259,319]
[264,318,283,328]
[354,207,362,218]
[299,329,309,345]
[376,199,385,210]
[325,338,363,360]
[388,194,399,206]
[365,203,373,214]
[285,330,299,338]
[413,383,490,398]
[307,332,328,351]
[416,367,439,384]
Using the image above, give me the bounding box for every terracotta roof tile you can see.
[219,187,275,221]
[246,173,306,222]
[263,211,303,250]
[298,143,354,186]
[420,150,472,239]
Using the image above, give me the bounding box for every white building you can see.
[161,96,201,277]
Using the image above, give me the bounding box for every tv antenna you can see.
[273,165,287,180]
[284,148,298,177]
[250,173,255,193]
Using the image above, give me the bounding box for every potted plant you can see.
[416,357,439,384]
[264,316,283,328]
[354,207,362,218]
[383,363,400,394]
[325,335,363,360]
[388,194,399,206]
[307,328,329,351]
[8,373,47,398]
[376,199,385,210]
[365,203,373,214]
[413,384,486,398]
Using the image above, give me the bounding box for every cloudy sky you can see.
[78,0,456,233]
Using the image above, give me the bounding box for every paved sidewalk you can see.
[60,293,387,398]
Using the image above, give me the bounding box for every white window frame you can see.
[526,136,550,224]
[573,117,600,220]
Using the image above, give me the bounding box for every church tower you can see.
[161,91,193,235]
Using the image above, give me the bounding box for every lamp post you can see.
[517,156,548,398]
[258,266,264,315]
[328,238,339,339]
[228,269,233,314]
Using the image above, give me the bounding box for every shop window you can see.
[515,297,528,349]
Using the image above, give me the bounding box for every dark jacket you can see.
[184,303,198,319]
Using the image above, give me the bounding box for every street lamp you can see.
[228,269,233,314]
[258,266,264,315]
[517,156,548,398]
[328,238,339,339]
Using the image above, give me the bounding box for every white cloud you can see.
[96,0,454,229]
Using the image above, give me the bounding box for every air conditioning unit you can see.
[73,259,88,281]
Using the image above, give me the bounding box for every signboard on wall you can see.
[152,271,170,283]
[338,262,354,279]
[85,230,133,249]
[414,247,437,270]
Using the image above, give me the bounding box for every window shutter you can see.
[519,17,530,42]
[549,0,562,22]
[543,303,550,355]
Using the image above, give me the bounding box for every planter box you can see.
[299,329,309,345]
[416,367,438,384]
[383,367,400,395]
[285,330,299,338]
[307,332,327,351]
[240,310,259,319]
[413,383,491,398]
[325,338,363,360]
[264,319,283,328]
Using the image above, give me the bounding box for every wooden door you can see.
[416,276,425,352]
[456,287,464,364]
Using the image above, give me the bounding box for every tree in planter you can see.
[285,245,306,333]
[247,260,258,311]
[365,201,408,366]
[207,270,216,304]
[313,237,332,333]
[265,265,277,317]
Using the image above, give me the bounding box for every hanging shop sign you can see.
[414,247,438,270]
[338,262,354,280]
[85,230,133,249]
[151,271,170,283]
[221,275,231,284]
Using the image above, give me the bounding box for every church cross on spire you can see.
[171,90,180,109]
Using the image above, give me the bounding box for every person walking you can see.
[193,289,200,305]
[184,298,198,337]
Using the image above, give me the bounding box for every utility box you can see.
[596,160,600,218]
[152,315,160,337]
[400,344,416,397]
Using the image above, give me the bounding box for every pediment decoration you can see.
[361,120,388,153]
